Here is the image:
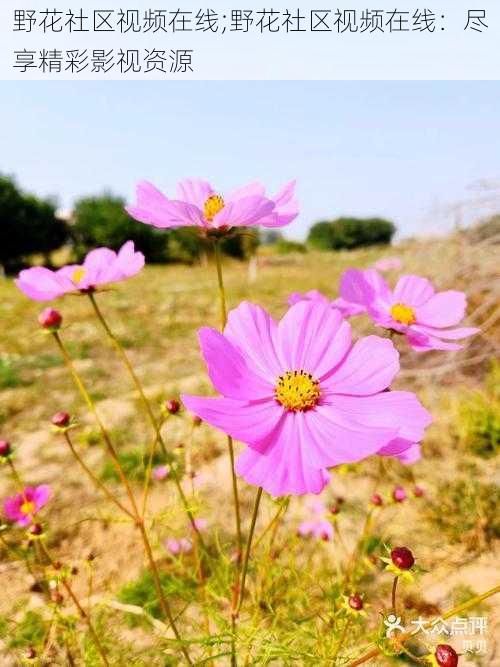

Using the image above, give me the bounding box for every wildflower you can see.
[287,289,365,318]
[392,486,407,502]
[337,269,479,352]
[390,546,415,570]
[165,537,192,555]
[348,594,364,611]
[434,645,459,667]
[372,257,402,272]
[4,485,51,527]
[38,308,62,329]
[51,411,71,428]
[298,499,334,541]
[0,440,11,458]
[16,241,144,301]
[182,300,431,496]
[153,465,169,481]
[126,179,298,231]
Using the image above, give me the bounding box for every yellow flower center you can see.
[21,500,35,515]
[275,370,320,412]
[72,267,86,284]
[390,303,416,325]
[203,194,225,222]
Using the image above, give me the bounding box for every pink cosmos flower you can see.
[372,257,403,272]
[3,485,51,527]
[298,499,334,541]
[126,179,298,231]
[338,269,480,351]
[181,300,432,497]
[152,465,169,481]
[165,537,192,555]
[15,241,144,302]
[288,289,365,318]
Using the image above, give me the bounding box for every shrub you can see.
[308,217,396,250]
[275,238,307,254]
[0,175,68,272]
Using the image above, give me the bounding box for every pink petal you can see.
[126,181,205,228]
[181,395,283,453]
[32,484,52,509]
[406,330,463,352]
[225,181,265,201]
[322,336,399,395]
[15,267,74,301]
[411,324,479,341]
[261,180,299,227]
[339,268,390,309]
[197,327,273,400]
[176,179,214,208]
[224,301,282,380]
[287,290,330,307]
[115,241,145,279]
[326,391,432,443]
[82,247,117,286]
[213,195,275,228]
[393,275,434,307]
[277,301,352,380]
[331,297,366,317]
[236,420,330,496]
[415,291,467,328]
[299,406,398,468]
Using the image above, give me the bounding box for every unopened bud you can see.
[38,307,62,330]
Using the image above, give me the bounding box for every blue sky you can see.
[1,81,499,239]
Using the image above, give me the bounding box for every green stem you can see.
[39,541,110,666]
[51,331,192,664]
[333,617,352,663]
[88,293,204,544]
[63,431,134,519]
[391,576,399,614]
[236,486,263,615]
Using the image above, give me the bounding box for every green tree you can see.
[307,217,396,250]
[0,175,68,273]
[72,193,169,263]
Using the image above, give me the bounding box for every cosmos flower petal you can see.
[213,195,275,228]
[412,324,479,340]
[393,274,435,306]
[181,395,283,453]
[277,301,352,379]
[326,391,432,443]
[378,438,422,465]
[300,406,398,468]
[225,181,266,201]
[406,331,464,352]
[322,335,399,395]
[176,179,214,208]
[198,327,273,399]
[126,181,205,228]
[15,267,75,301]
[224,301,282,379]
[415,291,467,328]
[235,418,330,496]
[82,247,118,286]
[287,290,330,307]
[339,268,390,310]
[260,180,299,227]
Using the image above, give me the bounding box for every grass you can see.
[0,233,498,665]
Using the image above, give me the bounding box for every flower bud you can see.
[413,485,425,498]
[165,399,180,414]
[392,486,406,502]
[38,308,62,330]
[28,523,43,536]
[0,440,11,457]
[25,647,37,660]
[51,590,64,605]
[435,644,459,667]
[390,546,415,570]
[348,594,364,611]
[192,416,202,427]
[371,493,383,506]
[51,411,71,428]
[329,504,340,515]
